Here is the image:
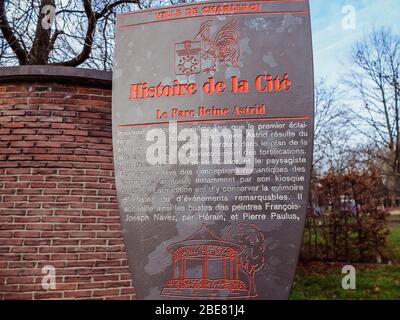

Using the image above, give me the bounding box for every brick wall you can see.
[0,70,136,300]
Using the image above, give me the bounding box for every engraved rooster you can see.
[194,19,240,73]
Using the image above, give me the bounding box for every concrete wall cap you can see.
[0,65,112,88]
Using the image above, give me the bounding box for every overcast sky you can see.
[310,0,400,83]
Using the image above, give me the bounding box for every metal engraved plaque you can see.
[113,0,314,300]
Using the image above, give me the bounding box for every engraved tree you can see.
[227,223,266,297]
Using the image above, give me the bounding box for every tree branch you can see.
[53,0,96,67]
[0,0,28,64]
[95,0,140,19]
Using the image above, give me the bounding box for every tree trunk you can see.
[247,272,257,297]
[28,0,55,64]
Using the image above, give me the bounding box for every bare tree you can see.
[313,79,351,173]
[346,28,400,194]
[0,0,189,69]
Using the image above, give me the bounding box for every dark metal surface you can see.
[113,0,314,300]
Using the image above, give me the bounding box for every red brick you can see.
[52,239,79,246]
[19,175,45,182]
[67,247,95,253]
[3,292,33,299]
[18,284,44,291]
[3,195,28,202]
[46,148,74,155]
[21,147,47,154]
[6,276,36,284]
[25,110,52,117]
[0,231,14,238]
[105,280,131,288]
[0,202,14,208]
[25,122,51,128]
[43,189,70,195]
[63,290,92,298]
[107,295,133,300]
[98,203,118,209]
[58,183,83,188]
[26,224,53,231]
[13,129,37,135]
[71,177,97,183]
[38,116,63,122]
[0,239,23,245]
[54,209,81,216]
[0,223,24,230]
[41,217,68,223]
[93,288,119,297]
[39,247,66,253]
[33,154,60,161]
[32,168,57,175]
[23,239,51,246]
[121,288,135,295]
[23,135,48,141]
[54,224,80,231]
[82,224,107,231]
[8,154,32,161]
[14,202,41,209]
[62,142,87,149]
[41,231,69,238]
[29,196,56,202]
[69,231,96,238]
[78,282,105,290]
[31,183,57,189]
[85,183,111,190]
[0,135,23,141]
[60,155,86,162]
[0,129,11,135]
[0,148,21,154]
[98,190,116,196]
[5,168,31,174]
[13,116,37,122]
[51,253,78,260]
[80,253,107,260]
[64,276,92,283]
[85,170,110,177]
[2,123,24,130]
[13,231,41,238]
[51,123,76,129]
[50,135,75,142]
[0,162,19,168]
[84,196,108,203]
[10,247,38,253]
[93,275,119,283]
[34,292,63,299]
[63,130,88,136]
[70,203,96,209]
[15,216,41,223]
[26,209,53,215]
[74,149,98,156]
[74,163,99,169]
[37,129,63,135]
[66,261,95,268]
[0,116,12,122]
[35,141,61,148]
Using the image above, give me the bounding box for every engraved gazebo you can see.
[161,224,249,299]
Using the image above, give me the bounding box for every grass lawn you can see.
[290,225,400,300]
[290,263,400,300]
[387,223,400,262]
